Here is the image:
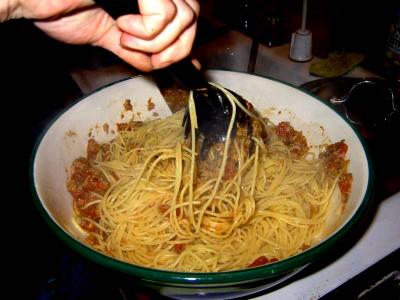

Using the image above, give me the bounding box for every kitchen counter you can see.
[193,30,380,85]
[70,30,380,94]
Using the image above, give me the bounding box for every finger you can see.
[150,21,197,69]
[18,0,95,19]
[94,25,154,71]
[185,0,200,17]
[33,7,108,44]
[119,0,196,54]
[116,0,176,39]
[191,58,202,70]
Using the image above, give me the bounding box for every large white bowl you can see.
[31,70,374,298]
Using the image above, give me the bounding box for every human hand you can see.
[4,0,199,71]
[116,0,199,69]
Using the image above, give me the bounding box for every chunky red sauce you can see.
[124,99,133,111]
[319,140,353,201]
[275,122,308,158]
[174,243,186,254]
[338,173,353,200]
[248,256,278,268]
[67,141,110,233]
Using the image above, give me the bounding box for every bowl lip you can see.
[29,70,375,285]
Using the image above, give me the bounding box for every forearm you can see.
[0,0,20,22]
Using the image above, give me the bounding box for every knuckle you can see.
[165,2,177,22]
[180,5,196,26]
[190,1,201,16]
[159,1,177,24]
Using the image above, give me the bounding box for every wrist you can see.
[1,0,21,22]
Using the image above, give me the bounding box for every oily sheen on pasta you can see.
[67,86,352,272]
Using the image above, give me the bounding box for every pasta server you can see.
[93,0,258,158]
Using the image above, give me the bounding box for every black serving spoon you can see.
[93,0,256,158]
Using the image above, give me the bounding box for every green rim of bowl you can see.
[29,72,375,285]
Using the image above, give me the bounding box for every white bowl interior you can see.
[34,76,172,239]
[33,71,370,255]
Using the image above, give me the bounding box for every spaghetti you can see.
[67,86,352,272]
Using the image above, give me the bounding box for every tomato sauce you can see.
[319,140,353,201]
[275,122,308,158]
[67,151,110,232]
[248,256,278,267]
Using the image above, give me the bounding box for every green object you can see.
[309,52,365,78]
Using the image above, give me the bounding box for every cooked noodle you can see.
[67,85,352,272]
